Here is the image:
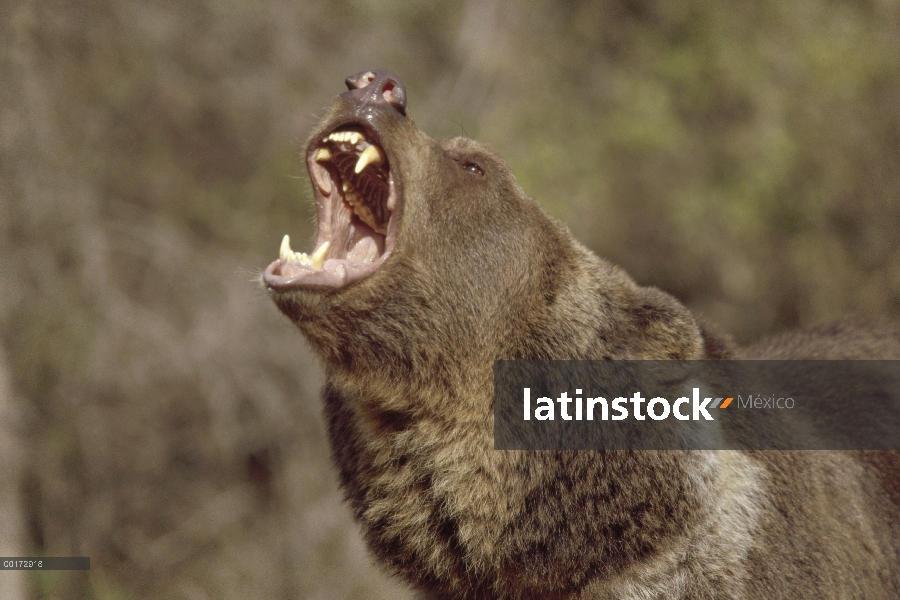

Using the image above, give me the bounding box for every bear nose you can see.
[342,70,407,117]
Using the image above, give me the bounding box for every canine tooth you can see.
[310,241,330,269]
[280,235,292,260]
[354,144,384,174]
[315,147,332,162]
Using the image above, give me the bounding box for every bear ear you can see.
[623,287,705,360]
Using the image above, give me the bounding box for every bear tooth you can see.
[310,241,330,269]
[287,251,310,264]
[315,147,332,162]
[280,234,292,260]
[354,144,384,174]
[326,131,364,145]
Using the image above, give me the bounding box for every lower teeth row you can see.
[279,235,329,270]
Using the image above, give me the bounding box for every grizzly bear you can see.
[263,70,900,599]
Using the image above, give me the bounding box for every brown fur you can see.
[266,73,900,599]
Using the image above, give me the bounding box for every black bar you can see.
[0,557,90,570]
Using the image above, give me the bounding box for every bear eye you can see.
[458,161,484,176]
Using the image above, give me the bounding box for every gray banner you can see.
[494,360,900,450]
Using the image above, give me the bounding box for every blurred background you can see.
[1,0,899,598]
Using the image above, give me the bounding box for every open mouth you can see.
[264,124,399,289]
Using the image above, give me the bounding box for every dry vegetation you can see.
[1,0,899,598]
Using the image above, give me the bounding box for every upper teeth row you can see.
[326,130,364,145]
[279,235,330,269]
[316,141,384,174]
